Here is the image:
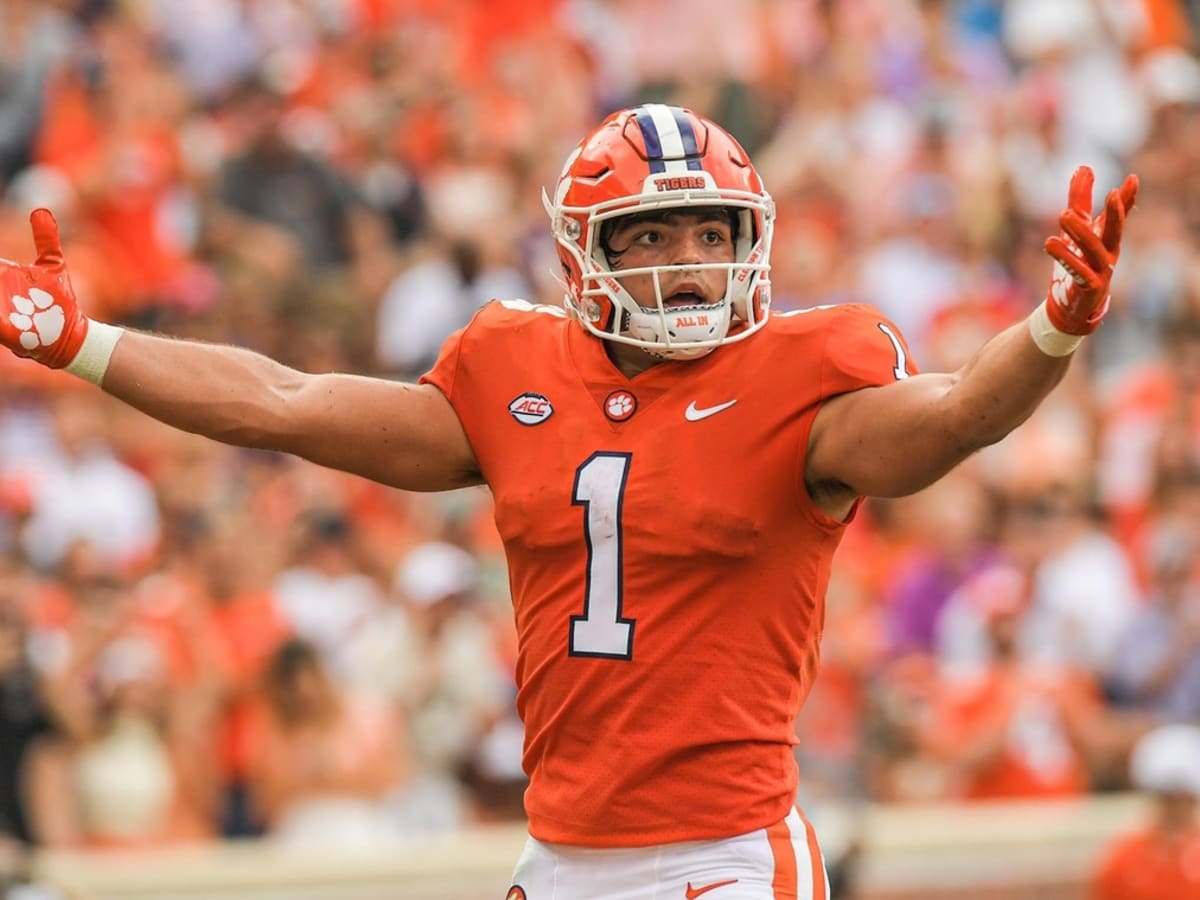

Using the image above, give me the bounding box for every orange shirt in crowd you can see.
[924,663,1102,800]
[794,567,887,769]
[208,590,292,782]
[1091,825,1200,899]
[33,71,193,318]
[1100,359,1200,566]
[1137,0,1193,50]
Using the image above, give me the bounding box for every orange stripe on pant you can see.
[802,816,827,900]
[767,817,797,898]
[767,812,826,900]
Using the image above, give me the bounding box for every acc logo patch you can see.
[505,887,527,900]
[604,389,637,422]
[508,393,554,426]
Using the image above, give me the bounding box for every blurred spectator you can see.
[390,541,522,823]
[270,509,385,683]
[0,554,53,847]
[136,0,261,104]
[940,423,1140,681]
[1089,723,1200,899]
[794,562,888,805]
[0,1,76,183]
[922,563,1112,800]
[0,166,142,328]
[31,10,213,323]
[18,391,160,574]
[1110,521,1200,721]
[1097,314,1200,552]
[195,510,292,838]
[207,73,385,285]
[250,638,406,847]
[856,159,972,361]
[72,637,196,845]
[27,574,217,848]
[864,652,948,804]
[883,464,1001,658]
[374,236,531,378]
[1001,0,1146,216]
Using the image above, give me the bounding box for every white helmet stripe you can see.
[640,104,692,175]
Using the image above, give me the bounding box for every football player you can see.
[0,104,1136,898]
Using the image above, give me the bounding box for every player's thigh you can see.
[507,808,829,900]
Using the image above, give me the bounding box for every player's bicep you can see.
[286,375,482,491]
[807,371,969,499]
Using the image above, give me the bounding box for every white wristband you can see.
[1028,303,1085,358]
[64,320,125,385]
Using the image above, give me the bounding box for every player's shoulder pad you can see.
[467,298,571,332]
[423,299,570,397]
[446,298,572,357]
[768,302,888,334]
[771,302,919,388]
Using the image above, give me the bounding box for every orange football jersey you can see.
[421,300,917,847]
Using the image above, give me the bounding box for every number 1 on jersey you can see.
[570,452,636,659]
[877,322,910,380]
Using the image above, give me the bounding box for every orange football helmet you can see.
[544,104,775,359]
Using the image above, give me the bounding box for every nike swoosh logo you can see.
[684,399,738,421]
[685,879,739,899]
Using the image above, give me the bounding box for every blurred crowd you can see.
[1,0,1200,885]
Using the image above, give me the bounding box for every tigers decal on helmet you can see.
[543,104,775,359]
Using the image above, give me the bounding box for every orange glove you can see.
[1041,166,1138,338]
[0,209,90,369]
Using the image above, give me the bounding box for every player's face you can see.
[605,210,736,309]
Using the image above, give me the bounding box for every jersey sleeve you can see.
[418,300,561,480]
[418,305,500,483]
[820,303,920,397]
[418,299,531,400]
[419,316,467,402]
[418,302,512,434]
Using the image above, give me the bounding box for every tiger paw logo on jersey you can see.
[604,389,637,422]
[505,887,527,900]
[509,392,554,426]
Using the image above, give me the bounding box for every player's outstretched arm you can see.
[0,209,482,492]
[807,166,1137,508]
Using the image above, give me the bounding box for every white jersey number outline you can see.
[569,452,636,659]
[877,322,910,380]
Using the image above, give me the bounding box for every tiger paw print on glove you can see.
[8,286,66,351]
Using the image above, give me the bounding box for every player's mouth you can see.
[662,283,709,307]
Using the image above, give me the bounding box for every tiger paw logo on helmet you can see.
[505,886,527,900]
